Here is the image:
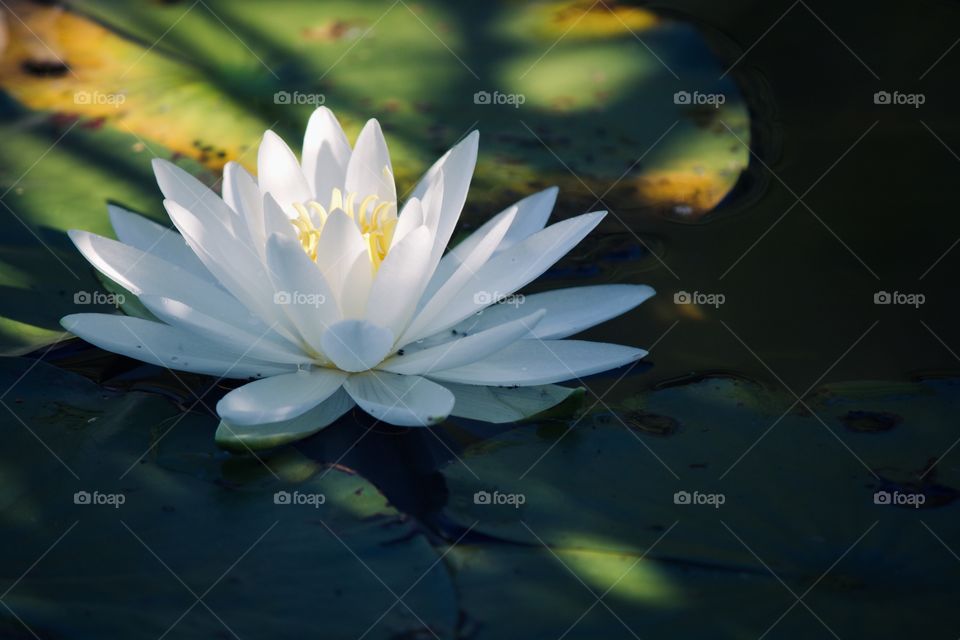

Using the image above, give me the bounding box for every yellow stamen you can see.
[290,181,397,271]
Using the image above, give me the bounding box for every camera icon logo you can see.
[74,490,91,505]
[673,291,692,304]
[274,91,292,104]
[473,291,495,305]
[873,291,891,304]
[274,291,292,305]
[873,491,891,505]
[473,490,491,505]
[273,490,291,505]
[873,91,891,105]
[673,91,692,105]
[74,291,92,304]
[474,91,492,105]
[673,490,691,505]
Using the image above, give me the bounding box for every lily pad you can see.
[0,356,458,639]
[439,376,960,633]
[0,0,747,353]
[445,541,958,639]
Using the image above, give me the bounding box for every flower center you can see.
[291,188,397,270]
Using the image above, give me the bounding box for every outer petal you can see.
[413,132,479,268]
[403,206,517,342]
[222,162,265,250]
[427,339,647,386]
[139,295,309,365]
[215,388,354,452]
[163,199,295,339]
[423,186,557,299]
[67,230,266,335]
[258,130,313,217]
[216,368,348,426]
[107,205,213,284]
[344,119,395,205]
[344,371,454,427]
[402,211,607,343]
[380,309,544,375]
[61,314,292,379]
[302,106,351,200]
[452,284,656,340]
[152,159,238,234]
[444,382,581,424]
[320,320,394,373]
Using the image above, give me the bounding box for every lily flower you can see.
[61,107,654,449]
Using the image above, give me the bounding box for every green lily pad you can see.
[0,356,458,639]
[444,540,958,639]
[0,0,747,352]
[439,375,960,632]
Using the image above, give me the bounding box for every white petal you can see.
[262,193,299,246]
[265,232,341,353]
[444,382,580,424]
[427,339,647,386]
[302,106,351,200]
[67,230,265,334]
[403,211,607,342]
[339,250,374,320]
[366,226,434,337]
[381,309,544,375]
[344,371,454,426]
[413,133,479,267]
[107,205,213,283]
[215,388,354,451]
[425,187,557,297]
[216,368,348,426]
[390,197,424,249]
[315,209,366,297]
[258,130,313,217]
[163,199,292,336]
[223,162,264,250]
[320,319,394,373]
[344,119,395,204]
[61,314,292,379]
[152,159,237,233]
[411,131,478,217]
[402,206,517,343]
[453,284,656,340]
[139,295,308,365]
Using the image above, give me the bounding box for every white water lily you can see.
[61,107,654,449]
